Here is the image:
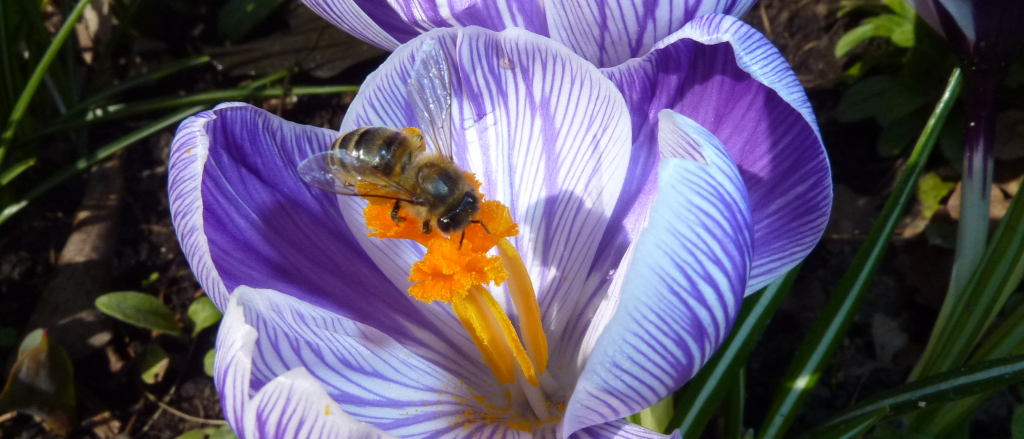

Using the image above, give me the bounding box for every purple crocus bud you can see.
[906,0,1024,297]
[169,18,830,439]
[301,0,757,67]
[909,0,1024,71]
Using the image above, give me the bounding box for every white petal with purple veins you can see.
[562,112,751,437]
[601,14,830,295]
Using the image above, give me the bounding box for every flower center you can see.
[360,174,549,389]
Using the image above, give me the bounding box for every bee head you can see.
[438,192,480,233]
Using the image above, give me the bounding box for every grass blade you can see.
[796,354,1024,438]
[68,54,212,114]
[755,68,963,439]
[907,188,1024,435]
[797,408,888,439]
[29,85,358,138]
[0,0,91,168]
[0,105,207,226]
[0,157,37,186]
[725,367,746,439]
[671,266,800,436]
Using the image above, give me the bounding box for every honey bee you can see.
[298,39,487,244]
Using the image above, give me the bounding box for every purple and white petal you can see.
[908,0,975,43]
[215,295,397,439]
[601,14,830,295]
[546,0,757,67]
[382,0,550,39]
[576,420,683,439]
[225,286,532,437]
[301,0,416,50]
[343,27,634,379]
[244,368,399,439]
[562,112,752,437]
[168,103,484,384]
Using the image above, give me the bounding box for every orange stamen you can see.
[358,169,548,386]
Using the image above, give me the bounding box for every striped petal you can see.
[341,27,634,387]
[168,103,487,385]
[601,14,830,294]
[562,112,752,437]
[576,420,682,439]
[218,287,533,438]
[214,294,396,439]
[301,0,413,50]
[546,0,757,67]
[301,0,755,67]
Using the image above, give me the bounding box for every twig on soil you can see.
[143,393,227,426]
[760,2,774,40]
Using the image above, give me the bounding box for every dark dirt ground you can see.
[0,0,1018,438]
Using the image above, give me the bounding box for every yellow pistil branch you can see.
[497,239,548,373]
[359,171,548,387]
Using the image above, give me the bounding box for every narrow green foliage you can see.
[0,0,91,168]
[1013,404,1024,439]
[33,85,357,138]
[672,267,800,436]
[68,55,212,114]
[798,408,888,439]
[799,354,1024,438]
[0,105,207,226]
[633,396,673,433]
[725,367,746,439]
[756,68,963,439]
[908,189,1024,434]
[0,157,36,186]
[95,292,183,336]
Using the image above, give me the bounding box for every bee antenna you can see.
[471,220,491,235]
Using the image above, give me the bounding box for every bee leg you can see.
[390,200,404,224]
[459,231,466,249]
[422,220,431,234]
[471,220,492,235]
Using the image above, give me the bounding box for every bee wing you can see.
[407,39,453,160]
[298,149,420,202]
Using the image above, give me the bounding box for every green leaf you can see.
[95,292,183,335]
[632,396,673,432]
[0,329,75,435]
[204,348,216,377]
[1014,404,1024,439]
[176,425,237,439]
[672,267,800,436]
[217,0,285,42]
[756,69,963,439]
[835,23,883,58]
[917,172,956,218]
[877,110,927,157]
[837,75,896,122]
[799,354,1024,437]
[188,297,223,336]
[140,342,170,384]
[884,0,914,17]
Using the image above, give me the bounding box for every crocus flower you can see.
[301,0,757,67]
[905,0,1024,297]
[169,16,830,439]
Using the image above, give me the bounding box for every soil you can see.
[0,0,1018,438]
